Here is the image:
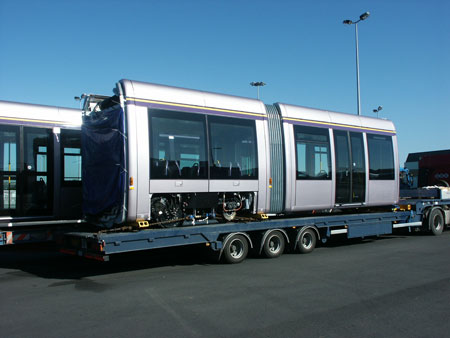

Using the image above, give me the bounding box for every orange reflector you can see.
[130,177,134,186]
[269,178,273,185]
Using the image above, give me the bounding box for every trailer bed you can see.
[60,211,415,261]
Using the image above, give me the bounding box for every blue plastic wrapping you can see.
[82,105,126,227]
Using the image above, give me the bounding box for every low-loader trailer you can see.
[59,197,449,263]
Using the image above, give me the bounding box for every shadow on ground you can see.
[0,242,217,280]
[0,228,421,280]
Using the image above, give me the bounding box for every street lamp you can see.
[343,11,370,116]
[373,105,383,118]
[250,82,266,100]
[74,93,87,109]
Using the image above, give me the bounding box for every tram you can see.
[0,100,82,227]
[82,80,398,228]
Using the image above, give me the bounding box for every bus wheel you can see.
[262,230,285,258]
[428,208,444,236]
[297,228,317,254]
[222,234,248,264]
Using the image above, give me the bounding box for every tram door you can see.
[334,130,366,204]
[0,126,52,217]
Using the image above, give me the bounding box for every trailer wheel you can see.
[262,230,285,258]
[428,208,444,236]
[222,234,248,264]
[297,228,317,254]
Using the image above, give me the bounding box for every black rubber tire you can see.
[222,234,249,264]
[297,228,317,254]
[436,180,449,187]
[428,208,444,236]
[262,231,285,258]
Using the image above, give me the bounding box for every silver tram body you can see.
[82,80,398,227]
[0,100,82,226]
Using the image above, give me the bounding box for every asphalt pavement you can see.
[0,230,449,338]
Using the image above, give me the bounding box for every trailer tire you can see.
[222,234,249,264]
[297,228,317,254]
[436,180,449,187]
[428,208,444,236]
[262,230,285,258]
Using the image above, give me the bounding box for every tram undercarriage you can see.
[150,192,255,227]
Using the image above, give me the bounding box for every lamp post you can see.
[373,105,383,118]
[343,11,370,116]
[250,82,266,100]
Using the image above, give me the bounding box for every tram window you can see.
[149,109,207,179]
[367,134,394,180]
[61,130,82,184]
[0,126,18,212]
[294,125,331,180]
[208,116,258,180]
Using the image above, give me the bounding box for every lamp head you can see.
[343,19,353,25]
[360,12,370,21]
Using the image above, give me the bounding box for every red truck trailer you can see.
[404,149,450,188]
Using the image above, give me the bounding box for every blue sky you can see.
[0,0,449,163]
